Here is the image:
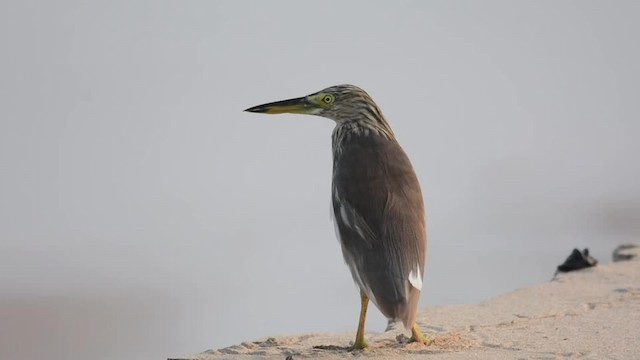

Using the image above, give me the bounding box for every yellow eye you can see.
[322,94,334,104]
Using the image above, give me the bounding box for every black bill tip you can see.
[244,104,268,113]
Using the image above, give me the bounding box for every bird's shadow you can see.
[312,334,415,352]
[312,344,352,351]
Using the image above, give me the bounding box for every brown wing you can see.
[332,131,426,328]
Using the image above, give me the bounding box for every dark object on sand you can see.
[613,244,638,262]
[557,248,598,273]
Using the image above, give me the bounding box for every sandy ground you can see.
[171,245,639,360]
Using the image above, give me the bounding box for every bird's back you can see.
[331,126,426,328]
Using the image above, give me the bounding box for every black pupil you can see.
[325,96,331,102]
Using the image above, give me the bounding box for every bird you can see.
[245,85,428,350]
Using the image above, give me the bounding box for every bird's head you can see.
[245,84,384,124]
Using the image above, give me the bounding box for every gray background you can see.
[1,1,639,359]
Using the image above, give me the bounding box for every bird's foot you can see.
[348,339,369,351]
[410,324,433,346]
[409,334,433,346]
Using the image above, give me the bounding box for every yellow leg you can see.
[410,323,432,345]
[351,290,369,350]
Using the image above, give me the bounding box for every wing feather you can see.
[331,131,426,328]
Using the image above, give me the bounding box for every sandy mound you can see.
[171,244,640,359]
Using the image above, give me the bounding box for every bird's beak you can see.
[244,96,318,115]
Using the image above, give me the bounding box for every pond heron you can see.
[245,85,428,349]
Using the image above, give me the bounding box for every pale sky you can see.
[1,1,639,359]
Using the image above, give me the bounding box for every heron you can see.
[245,85,428,349]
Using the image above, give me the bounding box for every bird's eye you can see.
[322,94,334,104]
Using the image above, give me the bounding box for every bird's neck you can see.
[331,120,396,158]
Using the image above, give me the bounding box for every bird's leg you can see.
[409,323,432,345]
[350,290,369,350]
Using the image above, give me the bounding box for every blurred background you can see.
[1,1,639,359]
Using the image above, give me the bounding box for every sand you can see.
[171,245,639,360]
